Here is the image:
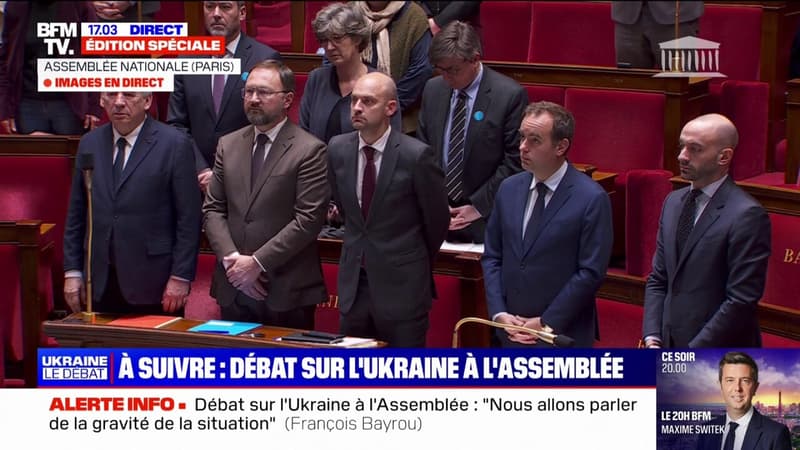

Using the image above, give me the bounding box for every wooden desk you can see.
[44,314,383,349]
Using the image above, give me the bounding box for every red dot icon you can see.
[43,79,52,87]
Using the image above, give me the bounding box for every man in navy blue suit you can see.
[168,1,281,192]
[481,101,613,347]
[696,352,791,450]
[642,114,771,348]
[63,92,201,315]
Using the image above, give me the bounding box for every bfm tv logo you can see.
[653,36,726,78]
[40,354,110,381]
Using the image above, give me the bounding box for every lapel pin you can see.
[473,111,484,121]
[241,71,249,81]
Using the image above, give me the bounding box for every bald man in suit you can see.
[328,72,449,347]
[642,114,771,348]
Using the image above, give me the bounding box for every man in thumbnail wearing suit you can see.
[168,0,281,192]
[696,352,791,450]
[63,92,201,314]
[203,60,329,329]
[612,1,704,69]
[328,72,449,347]
[481,102,613,348]
[417,21,527,243]
[642,114,771,348]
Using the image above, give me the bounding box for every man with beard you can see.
[168,1,281,192]
[202,60,330,328]
[642,114,771,348]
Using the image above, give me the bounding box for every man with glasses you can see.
[203,60,330,329]
[63,91,201,315]
[417,20,528,244]
[168,1,281,192]
[642,114,771,348]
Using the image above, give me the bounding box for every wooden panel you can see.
[0,221,55,387]
[786,79,800,183]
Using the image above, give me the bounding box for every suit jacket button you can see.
[520,263,526,270]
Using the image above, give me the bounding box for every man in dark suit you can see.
[612,1,704,69]
[168,0,281,192]
[328,72,449,347]
[642,114,771,348]
[417,20,527,243]
[481,102,613,348]
[696,352,791,450]
[63,92,201,314]
[203,60,329,329]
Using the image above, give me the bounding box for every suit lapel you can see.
[217,38,249,124]
[431,84,450,167]
[675,178,731,273]
[343,133,364,227]
[248,122,294,211]
[238,126,255,195]
[368,131,400,224]
[512,172,533,259]
[741,410,763,450]
[464,72,492,162]
[116,118,157,194]
[97,126,115,200]
[522,165,575,258]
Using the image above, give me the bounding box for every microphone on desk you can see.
[77,154,95,320]
[452,317,575,348]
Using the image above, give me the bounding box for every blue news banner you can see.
[16,348,661,449]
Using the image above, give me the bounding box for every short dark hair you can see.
[524,101,575,150]
[429,21,482,65]
[718,351,759,383]
[249,59,295,93]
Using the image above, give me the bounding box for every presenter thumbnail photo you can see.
[657,349,797,450]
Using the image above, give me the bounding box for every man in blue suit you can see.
[642,114,771,348]
[696,352,791,450]
[63,92,201,314]
[168,1,281,192]
[482,102,613,347]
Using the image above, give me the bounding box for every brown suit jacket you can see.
[203,120,330,311]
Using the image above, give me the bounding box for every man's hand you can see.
[197,169,213,192]
[1,118,17,134]
[161,278,190,313]
[449,204,481,230]
[84,114,100,131]
[64,277,85,313]
[224,254,263,289]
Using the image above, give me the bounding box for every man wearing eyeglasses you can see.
[168,1,281,193]
[63,92,201,315]
[417,20,528,244]
[203,60,330,329]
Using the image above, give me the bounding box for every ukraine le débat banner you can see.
[1,349,798,450]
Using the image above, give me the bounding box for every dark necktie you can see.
[445,90,468,202]
[113,137,127,187]
[212,72,225,115]
[251,133,269,190]
[722,421,738,450]
[675,188,702,257]
[524,182,549,240]
[361,146,377,219]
